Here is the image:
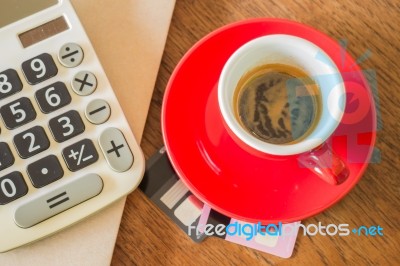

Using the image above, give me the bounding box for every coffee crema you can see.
[233,63,322,145]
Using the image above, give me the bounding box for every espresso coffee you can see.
[233,63,321,144]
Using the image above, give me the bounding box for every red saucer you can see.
[162,18,377,223]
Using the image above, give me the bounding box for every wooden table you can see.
[112,0,400,264]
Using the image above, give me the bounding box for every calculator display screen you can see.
[19,16,69,48]
[0,0,58,28]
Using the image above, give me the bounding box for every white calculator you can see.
[0,0,145,252]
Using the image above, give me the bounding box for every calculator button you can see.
[85,99,111,124]
[71,71,97,96]
[27,155,64,188]
[14,173,103,228]
[99,128,133,172]
[0,97,37,129]
[58,43,84,68]
[62,139,99,171]
[0,142,15,171]
[22,53,58,85]
[0,69,23,100]
[0,172,28,205]
[35,82,72,113]
[13,126,50,159]
[48,110,85,142]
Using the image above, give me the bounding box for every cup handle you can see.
[298,143,349,185]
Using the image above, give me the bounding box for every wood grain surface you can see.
[112,0,400,265]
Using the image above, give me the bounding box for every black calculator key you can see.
[0,142,15,171]
[14,126,50,159]
[0,97,37,129]
[49,110,85,142]
[62,139,99,171]
[0,69,23,100]
[35,82,71,113]
[0,171,28,205]
[27,155,64,188]
[22,53,58,85]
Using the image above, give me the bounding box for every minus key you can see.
[85,99,111,125]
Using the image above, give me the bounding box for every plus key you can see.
[107,140,124,157]
[99,128,134,172]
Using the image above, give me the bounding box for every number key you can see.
[14,126,50,159]
[22,53,58,85]
[0,97,37,129]
[49,110,85,142]
[0,69,23,100]
[35,82,71,113]
[0,172,28,205]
